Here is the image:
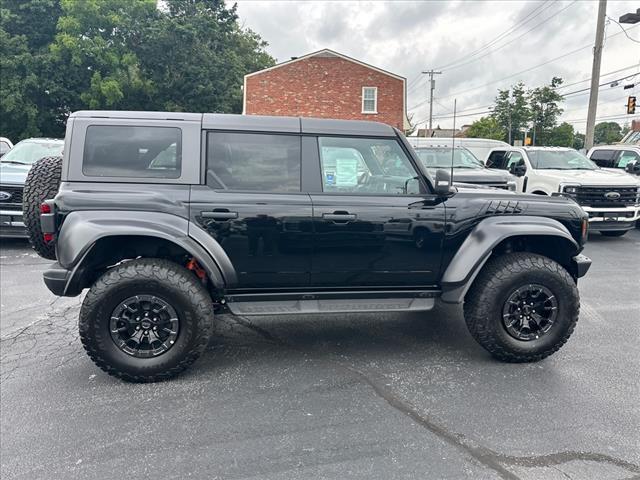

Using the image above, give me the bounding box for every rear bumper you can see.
[0,209,27,238]
[43,262,83,297]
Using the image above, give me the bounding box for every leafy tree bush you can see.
[1,0,275,141]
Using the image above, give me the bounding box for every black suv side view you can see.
[25,111,592,382]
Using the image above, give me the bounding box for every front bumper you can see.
[0,208,27,238]
[583,206,640,231]
[572,254,592,278]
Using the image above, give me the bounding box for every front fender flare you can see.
[56,210,236,289]
[440,216,579,304]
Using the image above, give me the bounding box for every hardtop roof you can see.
[70,111,397,137]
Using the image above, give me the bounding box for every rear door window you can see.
[206,132,301,192]
[589,149,617,168]
[83,126,181,178]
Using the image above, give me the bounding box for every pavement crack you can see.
[223,315,640,480]
[343,364,520,480]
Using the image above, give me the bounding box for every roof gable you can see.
[245,48,405,82]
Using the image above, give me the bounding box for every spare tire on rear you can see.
[23,155,63,260]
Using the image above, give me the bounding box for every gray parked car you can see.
[414,145,517,190]
[0,138,64,237]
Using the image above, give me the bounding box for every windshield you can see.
[415,147,484,169]
[1,140,63,165]
[528,150,597,170]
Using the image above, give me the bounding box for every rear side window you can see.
[83,126,181,178]
[206,132,301,192]
[589,149,617,168]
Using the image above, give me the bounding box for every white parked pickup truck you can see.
[486,146,640,237]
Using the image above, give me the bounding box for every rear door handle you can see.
[201,210,238,220]
[322,213,357,222]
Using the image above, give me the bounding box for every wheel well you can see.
[491,235,578,277]
[75,235,206,291]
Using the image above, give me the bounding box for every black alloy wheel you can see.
[109,295,180,358]
[501,284,558,341]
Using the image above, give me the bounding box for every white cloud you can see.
[235,0,640,132]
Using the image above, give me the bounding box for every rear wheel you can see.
[464,253,579,362]
[79,258,214,382]
[600,230,627,237]
[23,155,62,259]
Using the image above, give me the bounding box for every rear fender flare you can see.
[440,216,579,304]
[56,211,237,288]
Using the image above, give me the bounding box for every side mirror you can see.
[509,163,527,177]
[434,169,455,197]
[625,161,640,174]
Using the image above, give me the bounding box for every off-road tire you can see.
[464,252,579,362]
[23,155,63,260]
[600,230,627,237]
[79,258,214,382]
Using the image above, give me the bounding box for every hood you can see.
[535,168,640,186]
[0,162,31,185]
[426,167,515,184]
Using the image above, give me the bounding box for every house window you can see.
[362,87,377,114]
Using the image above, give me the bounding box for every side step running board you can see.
[225,290,440,316]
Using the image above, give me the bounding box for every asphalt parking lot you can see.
[1,230,639,480]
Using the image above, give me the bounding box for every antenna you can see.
[450,99,457,182]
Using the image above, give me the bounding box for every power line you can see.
[441,1,578,73]
[421,66,639,120]
[407,24,639,110]
[607,15,640,44]
[414,74,639,125]
[434,0,554,70]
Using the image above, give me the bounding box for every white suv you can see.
[486,146,640,237]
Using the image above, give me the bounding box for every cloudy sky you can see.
[235,0,640,132]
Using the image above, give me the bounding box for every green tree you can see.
[134,0,274,113]
[0,0,64,140]
[529,77,564,145]
[573,132,585,150]
[547,122,574,147]
[491,82,529,144]
[2,0,275,141]
[594,122,623,144]
[465,116,505,140]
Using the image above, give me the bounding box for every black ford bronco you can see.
[24,111,592,382]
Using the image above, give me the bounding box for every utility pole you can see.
[422,70,442,136]
[585,0,607,150]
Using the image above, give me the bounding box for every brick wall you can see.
[244,56,405,130]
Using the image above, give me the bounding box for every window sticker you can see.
[335,158,358,186]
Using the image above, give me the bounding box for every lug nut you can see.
[136,326,140,330]
[153,326,157,331]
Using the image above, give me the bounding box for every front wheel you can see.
[464,253,579,362]
[79,258,214,382]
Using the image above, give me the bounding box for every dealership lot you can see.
[1,231,639,480]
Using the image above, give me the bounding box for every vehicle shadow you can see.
[196,303,490,374]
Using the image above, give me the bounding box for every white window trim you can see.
[362,86,378,114]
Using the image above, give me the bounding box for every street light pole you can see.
[585,0,607,150]
[422,70,442,136]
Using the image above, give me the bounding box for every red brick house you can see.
[243,49,409,130]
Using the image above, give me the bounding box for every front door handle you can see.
[201,210,238,220]
[322,213,357,222]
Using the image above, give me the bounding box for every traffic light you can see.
[628,96,636,114]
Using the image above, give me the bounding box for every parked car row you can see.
[0,138,64,237]
[408,136,640,237]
